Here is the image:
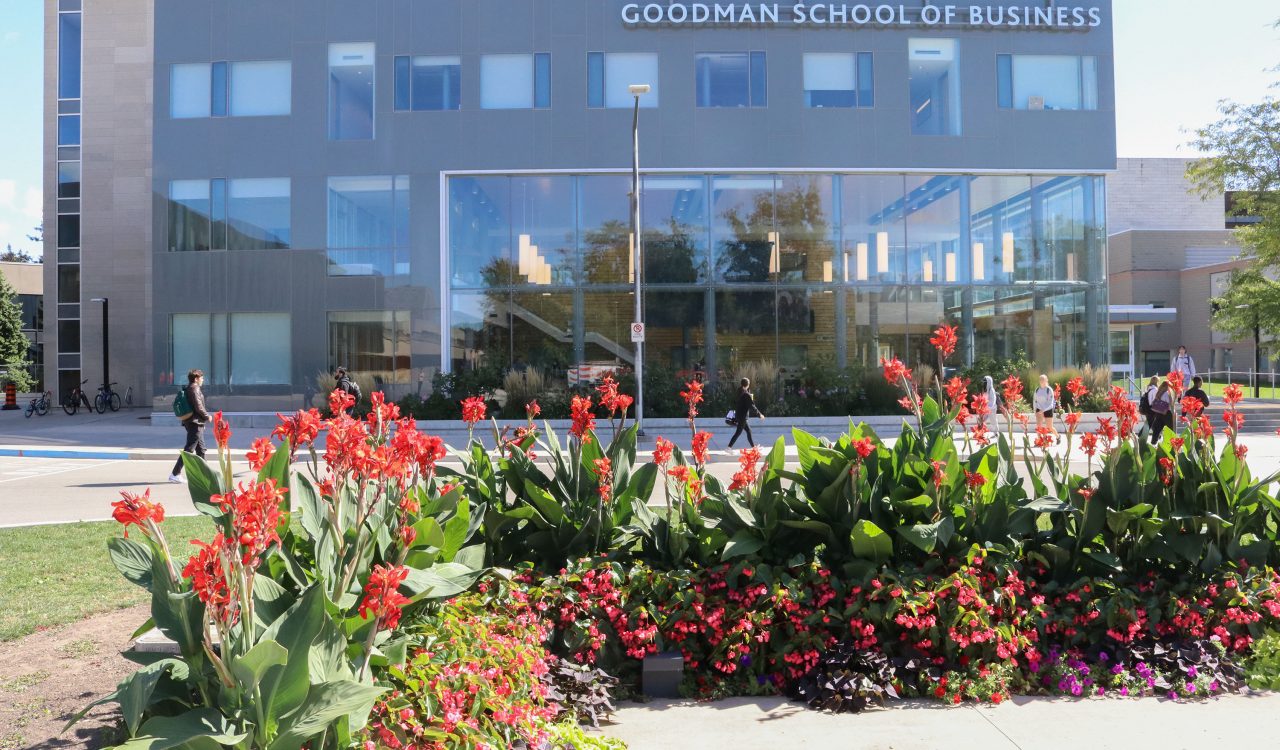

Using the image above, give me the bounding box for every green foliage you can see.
[1245,630,1280,691]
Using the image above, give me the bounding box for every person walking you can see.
[983,375,998,430]
[1172,345,1197,383]
[1141,375,1159,435]
[1033,374,1058,441]
[169,369,210,483]
[727,377,765,449]
[1149,379,1175,443]
[1184,376,1210,415]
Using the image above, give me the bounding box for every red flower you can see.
[930,324,959,359]
[1223,410,1245,433]
[213,479,287,567]
[944,376,969,405]
[852,437,875,460]
[1066,377,1088,400]
[183,534,238,625]
[359,564,411,630]
[969,393,991,419]
[461,396,487,427]
[614,393,634,416]
[1223,383,1243,406]
[272,409,323,454]
[1001,375,1024,408]
[729,447,763,491]
[964,470,986,489]
[365,391,401,431]
[1034,426,1055,450]
[111,489,165,536]
[570,395,596,442]
[1171,437,1185,453]
[1180,396,1205,420]
[592,457,613,503]
[668,464,691,484]
[691,431,712,466]
[1080,431,1099,457]
[1166,370,1185,397]
[680,380,705,421]
[212,411,231,449]
[526,399,541,419]
[930,459,946,491]
[1235,444,1249,461]
[1064,412,1081,433]
[1158,456,1175,486]
[247,437,275,472]
[653,437,674,467]
[881,357,912,385]
[1096,417,1117,443]
[329,388,356,416]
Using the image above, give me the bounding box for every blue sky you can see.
[0,1,1277,260]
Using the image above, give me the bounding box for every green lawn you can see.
[1113,379,1280,400]
[0,515,215,641]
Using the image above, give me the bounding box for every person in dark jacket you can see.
[728,377,765,449]
[1183,376,1210,415]
[335,367,360,413]
[169,369,210,483]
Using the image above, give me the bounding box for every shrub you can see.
[502,367,548,418]
[1245,630,1280,691]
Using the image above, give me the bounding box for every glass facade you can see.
[445,172,1107,382]
[328,43,375,139]
[695,52,767,108]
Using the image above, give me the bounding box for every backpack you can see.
[724,410,737,426]
[343,377,362,402]
[173,386,192,421]
[1138,392,1151,416]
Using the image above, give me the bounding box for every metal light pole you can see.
[630,84,650,436]
[90,297,109,392]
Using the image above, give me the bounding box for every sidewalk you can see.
[599,693,1280,749]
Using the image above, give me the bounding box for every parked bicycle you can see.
[94,382,122,413]
[24,390,52,418]
[62,380,93,415]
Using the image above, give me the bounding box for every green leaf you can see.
[522,479,567,525]
[722,530,765,561]
[851,519,893,561]
[182,453,224,521]
[258,585,327,734]
[230,639,288,694]
[402,563,484,603]
[896,516,955,554]
[64,658,187,738]
[267,681,387,750]
[109,536,156,590]
[295,474,326,542]
[440,497,472,560]
[115,708,248,750]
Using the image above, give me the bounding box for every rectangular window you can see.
[58,115,80,145]
[211,61,228,117]
[227,178,291,250]
[857,52,874,107]
[480,54,551,109]
[695,52,766,108]
[57,162,80,198]
[169,180,212,252]
[908,39,961,135]
[172,314,212,383]
[329,42,375,139]
[997,54,1099,111]
[171,63,212,118]
[57,264,80,304]
[58,12,81,99]
[229,61,291,116]
[587,52,660,109]
[327,175,410,276]
[211,178,227,250]
[393,55,462,111]
[56,214,80,248]
[804,53,855,108]
[328,311,412,384]
[230,313,291,385]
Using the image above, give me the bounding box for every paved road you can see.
[599,693,1280,749]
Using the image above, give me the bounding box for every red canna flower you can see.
[881,357,912,386]
[930,324,959,359]
[213,479,287,567]
[596,375,620,412]
[1001,376,1024,409]
[1080,431,1099,457]
[570,395,596,443]
[111,489,165,536]
[1235,444,1249,461]
[729,446,763,491]
[680,380,705,421]
[1064,412,1081,433]
[964,470,986,489]
[329,388,356,416]
[359,564,412,631]
[852,436,875,460]
[653,437,674,467]
[1180,396,1205,420]
[970,422,991,446]
[691,431,711,466]
[1223,410,1245,433]
[525,399,541,419]
[667,464,691,483]
[1166,370,1185,397]
[212,411,231,449]
[944,376,969,405]
[1171,436,1185,452]
[271,409,323,457]
[183,534,237,625]
[1034,426,1055,450]
[1223,383,1244,406]
[614,393,634,416]
[930,460,946,492]
[1194,414,1214,440]
[1096,417,1117,444]
[592,457,613,503]
[460,396,487,427]
[399,524,417,548]
[247,437,275,472]
[969,393,991,419]
[1078,487,1095,502]
[365,391,400,432]
[1158,456,1175,486]
[1066,377,1088,400]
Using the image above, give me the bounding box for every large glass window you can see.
[480,54,552,110]
[329,43,375,140]
[712,175,775,282]
[451,292,511,373]
[803,53,873,108]
[587,52,660,108]
[580,175,633,285]
[172,314,211,382]
[227,178,291,250]
[450,176,511,288]
[329,311,412,385]
[1034,175,1094,282]
[171,63,212,119]
[327,175,409,275]
[696,52,767,108]
[229,61,291,116]
[511,176,574,287]
[997,54,1098,111]
[775,175,837,284]
[58,12,81,99]
[394,56,462,111]
[908,39,960,135]
[171,313,291,386]
[904,175,964,285]
[642,176,710,284]
[56,214,80,248]
[57,264,80,304]
[842,174,907,284]
[969,175,1033,283]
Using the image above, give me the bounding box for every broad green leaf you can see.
[109,536,156,590]
[722,530,765,561]
[440,497,472,559]
[522,479,567,525]
[851,519,893,561]
[896,516,955,554]
[115,708,247,750]
[258,585,327,734]
[182,453,225,521]
[267,681,387,750]
[403,564,484,603]
[230,639,288,694]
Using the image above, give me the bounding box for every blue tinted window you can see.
[857,52,874,107]
[58,13,81,99]
[211,179,227,250]
[534,53,552,109]
[58,162,80,198]
[750,52,767,106]
[411,57,462,110]
[328,43,376,140]
[997,55,1013,109]
[696,53,749,107]
[211,61,228,117]
[328,176,410,276]
[394,56,411,111]
[58,115,80,145]
[587,52,604,108]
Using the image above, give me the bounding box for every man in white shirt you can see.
[1172,345,1197,382]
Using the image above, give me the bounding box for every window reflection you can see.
[329,311,411,385]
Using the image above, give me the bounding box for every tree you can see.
[1186,52,1280,339]
[0,244,36,263]
[0,270,35,391]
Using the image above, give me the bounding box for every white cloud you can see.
[0,222,11,239]
[0,180,15,208]
[21,187,41,220]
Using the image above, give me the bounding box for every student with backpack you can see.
[1148,380,1175,443]
[169,369,210,483]
[1140,375,1158,434]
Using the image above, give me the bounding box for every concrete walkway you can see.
[598,693,1280,749]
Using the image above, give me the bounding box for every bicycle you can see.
[24,390,52,418]
[94,382,122,414]
[62,380,92,415]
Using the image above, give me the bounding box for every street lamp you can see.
[1236,303,1262,398]
[90,297,109,396]
[630,83,650,436]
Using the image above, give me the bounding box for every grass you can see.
[0,515,214,642]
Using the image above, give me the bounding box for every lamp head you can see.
[628,84,651,95]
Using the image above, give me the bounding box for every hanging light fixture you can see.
[767,231,780,275]
[518,233,533,278]
[923,258,934,283]
[876,232,888,273]
[1001,231,1015,273]
[857,242,869,281]
[972,241,985,281]
[945,252,956,283]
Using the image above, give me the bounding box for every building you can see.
[1106,157,1254,382]
[0,261,44,392]
[45,0,1116,411]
